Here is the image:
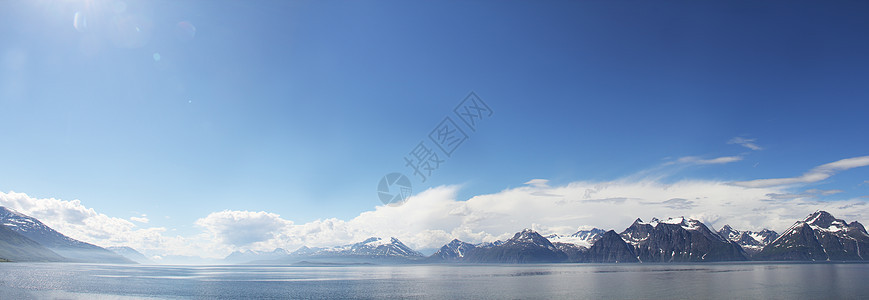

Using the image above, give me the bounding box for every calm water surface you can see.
[1,262,867,299]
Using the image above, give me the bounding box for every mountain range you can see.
[620,217,747,262]
[245,237,425,264]
[3,206,867,264]
[222,211,868,264]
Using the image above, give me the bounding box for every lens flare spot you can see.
[110,14,152,48]
[176,21,197,41]
[73,12,87,32]
[153,53,161,62]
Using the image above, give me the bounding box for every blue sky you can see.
[1,0,868,256]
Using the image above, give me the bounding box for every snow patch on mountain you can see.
[546,234,593,248]
[546,228,605,248]
[292,237,423,258]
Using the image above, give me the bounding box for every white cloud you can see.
[728,137,763,151]
[765,189,845,200]
[0,191,216,258]
[732,156,869,188]
[804,189,844,196]
[524,179,550,188]
[259,179,869,253]
[4,155,869,260]
[131,216,149,223]
[231,178,869,254]
[5,177,869,260]
[196,210,293,247]
[677,156,743,165]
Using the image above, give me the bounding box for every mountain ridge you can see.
[716,225,778,255]
[0,206,134,264]
[619,216,747,262]
[3,206,865,264]
[0,222,68,262]
[755,211,869,261]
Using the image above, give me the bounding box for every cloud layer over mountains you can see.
[3,154,869,259]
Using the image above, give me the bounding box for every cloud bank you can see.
[3,155,868,260]
[191,178,869,256]
[196,210,293,247]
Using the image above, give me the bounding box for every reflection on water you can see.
[1,263,868,299]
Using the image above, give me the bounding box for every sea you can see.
[1,262,867,299]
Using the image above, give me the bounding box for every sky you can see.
[1,0,868,260]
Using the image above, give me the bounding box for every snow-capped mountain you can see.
[716,225,779,255]
[0,207,134,264]
[505,229,560,250]
[755,211,869,261]
[620,216,747,262]
[620,218,658,246]
[551,242,586,262]
[545,228,605,248]
[429,239,478,261]
[545,229,605,262]
[476,240,504,248]
[571,228,606,241]
[294,237,423,258]
[0,221,67,262]
[463,229,568,263]
[1,207,91,248]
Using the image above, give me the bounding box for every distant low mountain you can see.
[258,237,424,264]
[0,222,68,262]
[620,217,747,262]
[755,211,869,261]
[0,207,134,264]
[716,225,779,255]
[299,237,423,258]
[154,255,221,265]
[463,229,567,263]
[107,246,155,264]
[224,248,290,264]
